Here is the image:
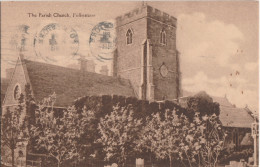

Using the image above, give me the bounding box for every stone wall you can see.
[147,16,179,100]
[114,5,180,101]
[115,14,147,98]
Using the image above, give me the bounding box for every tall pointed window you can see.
[160,29,166,45]
[13,84,21,101]
[126,29,133,45]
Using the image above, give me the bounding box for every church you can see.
[2,5,182,165]
[1,4,255,166]
[3,4,181,108]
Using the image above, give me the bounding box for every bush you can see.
[218,147,254,164]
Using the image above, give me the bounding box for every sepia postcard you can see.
[1,1,259,167]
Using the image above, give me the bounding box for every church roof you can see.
[212,96,255,128]
[181,90,255,128]
[23,59,135,107]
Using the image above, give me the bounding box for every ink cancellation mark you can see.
[34,23,79,63]
[89,21,116,62]
[4,25,30,65]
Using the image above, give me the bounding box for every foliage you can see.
[24,84,37,126]
[70,95,187,163]
[97,105,142,166]
[4,89,225,167]
[179,113,226,167]
[138,108,225,167]
[186,91,220,119]
[1,94,28,167]
[74,105,97,159]
[218,146,254,165]
[138,109,187,167]
[30,93,96,167]
[74,95,185,120]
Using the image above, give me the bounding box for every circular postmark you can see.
[89,21,116,62]
[34,23,79,63]
[3,25,31,65]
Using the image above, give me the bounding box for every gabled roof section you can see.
[212,96,255,128]
[181,90,255,128]
[2,54,31,106]
[23,59,135,107]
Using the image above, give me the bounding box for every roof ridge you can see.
[24,59,125,80]
[24,59,81,73]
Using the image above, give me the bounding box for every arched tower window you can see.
[126,29,133,45]
[160,29,166,45]
[13,84,21,101]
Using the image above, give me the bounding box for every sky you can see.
[1,1,259,112]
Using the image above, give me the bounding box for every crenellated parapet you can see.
[146,5,177,27]
[116,5,177,27]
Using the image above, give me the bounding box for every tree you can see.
[24,84,37,126]
[70,105,96,162]
[198,114,226,167]
[179,113,226,167]
[138,109,187,167]
[186,91,220,119]
[138,109,226,167]
[30,93,95,167]
[97,105,142,166]
[1,94,27,167]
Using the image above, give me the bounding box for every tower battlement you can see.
[116,5,177,27]
[114,4,180,101]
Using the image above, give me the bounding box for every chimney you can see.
[100,65,109,76]
[78,57,96,73]
[78,57,87,71]
[86,60,96,73]
[6,68,15,81]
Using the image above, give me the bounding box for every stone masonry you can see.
[113,4,181,101]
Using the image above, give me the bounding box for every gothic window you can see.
[126,29,133,45]
[160,29,166,45]
[13,84,21,101]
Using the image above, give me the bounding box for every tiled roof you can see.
[24,60,135,107]
[212,96,254,128]
[181,90,255,128]
[211,96,234,108]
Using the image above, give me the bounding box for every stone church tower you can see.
[112,4,181,101]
